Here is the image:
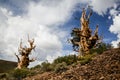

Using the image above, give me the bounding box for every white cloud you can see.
[110,9,119,17]
[89,0,120,48]
[0,0,82,67]
[90,0,116,15]
[27,0,79,26]
[109,14,120,48]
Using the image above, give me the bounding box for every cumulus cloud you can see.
[109,14,120,47]
[108,1,120,48]
[90,0,118,15]
[0,0,82,67]
[89,0,120,47]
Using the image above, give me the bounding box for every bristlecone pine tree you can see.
[15,36,36,69]
[70,8,101,56]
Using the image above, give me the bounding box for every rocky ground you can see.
[24,48,120,80]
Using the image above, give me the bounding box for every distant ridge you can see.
[0,59,17,73]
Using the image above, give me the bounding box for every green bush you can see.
[31,54,97,74]
[53,54,93,66]
[32,65,41,69]
[79,58,91,65]
[90,42,111,54]
[54,62,68,73]
[30,64,41,70]
[11,68,30,79]
[78,54,94,65]
[53,55,78,65]
[40,61,52,72]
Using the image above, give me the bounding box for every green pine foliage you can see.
[90,42,112,54]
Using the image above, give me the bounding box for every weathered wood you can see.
[70,8,100,56]
[15,36,36,69]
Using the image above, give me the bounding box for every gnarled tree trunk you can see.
[70,8,101,56]
[15,36,36,69]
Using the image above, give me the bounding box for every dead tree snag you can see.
[15,36,36,69]
[70,8,101,56]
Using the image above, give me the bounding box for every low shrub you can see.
[78,54,94,65]
[53,55,78,65]
[90,43,112,54]
[79,58,91,65]
[11,68,30,79]
[40,61,52,72]
[32,65,41,69]
[54,62,68,73]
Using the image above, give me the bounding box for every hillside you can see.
[0,60,17,73]
[25,48,120,80]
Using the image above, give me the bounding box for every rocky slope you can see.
[25,48,120,80]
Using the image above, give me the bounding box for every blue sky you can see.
[0,0,119,67]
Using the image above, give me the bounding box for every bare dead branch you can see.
[14,53,20,63]
[29,57,36,62]
[70,8,100,56]
[15,36,36,69]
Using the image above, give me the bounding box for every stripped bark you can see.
[70,8,101,56]
[15,36,36,69]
